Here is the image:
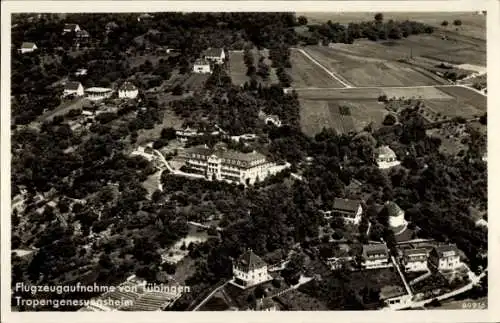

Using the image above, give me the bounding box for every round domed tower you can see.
[384,201,408,232]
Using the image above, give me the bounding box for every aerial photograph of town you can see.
[8,9,487,313]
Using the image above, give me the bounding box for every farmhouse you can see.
[118,81,139,99]
[203,48,226,64]
[85,87,113,101]
[181,144,279,185]
[401,248,429,272]
[63,81,84,97]
[63,23,81,34]
[429,245,462,272]
[380,285,411,308]
[19,42,37,54]
[232,249,271,289]
[375,146,401,169]
[383,201,408,234]
[330,198,363,225]
[192,58,212,74]
[362,244,391,269]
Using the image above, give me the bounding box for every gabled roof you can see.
[362,244,388,257]
[64,23,79,31]
[21,42,36,49]
[433,245,459,258]
[194,58,210,66]
[203,48,224,57]
[384,201,404,218]
[403,248,428,257]
[184,145,267,166]
[76,30,90,38]
[65,81,82,91]
[332,198,361,213]
[119,81,138,92]
[375,145,397,158]
[234,249,267,271]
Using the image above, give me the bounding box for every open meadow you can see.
[289,49,347,88]
[298,85,486,137]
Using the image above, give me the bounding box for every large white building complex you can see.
[181,144,282,185]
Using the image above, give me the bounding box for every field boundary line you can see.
[293,48,353,88]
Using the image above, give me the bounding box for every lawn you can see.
[136,107,185,145]
[436,86,486,111]
[228,51,249,86]
[181,73,210,92]
[345,267,405,291]
[289,49,346,88]
[303,45,446,87]
[36,97,86,123]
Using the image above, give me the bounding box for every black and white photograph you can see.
[1,1,496,321]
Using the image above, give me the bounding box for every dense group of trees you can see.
[303,14,434,45]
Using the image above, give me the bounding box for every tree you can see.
[441,20,449,26]
[479,113,487,125]
[383,114,397,126]
[172,85,184,96]
[297,16,308,26]
[374,13,384,23]
[453,19,462,26]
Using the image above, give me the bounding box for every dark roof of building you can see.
[384,201,404,218]
[194,58,210,66]
[333,198,361,213]
[234,250,267,271]
[65,81,82,90]
[376,145,397,158]
[76,30,90,37]
[362,244,388,257]
[203,48,224,57]
[21,42,36,49]
[380,285,406,300]
[433,245,459,258]
[184,145,267,166]
[64,23,79,31]
[120,81,138,92]
[403,248,428,257]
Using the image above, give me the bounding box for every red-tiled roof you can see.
[333,198,361,213]
[234,250,267,271]
[203,48,224,57]
[65,81,82,91]
[21,42,36,49]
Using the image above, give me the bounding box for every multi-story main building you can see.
[181,145,279,185]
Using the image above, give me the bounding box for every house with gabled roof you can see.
[63,23,81,34]
[362,244,392,269]
[118,81,139,99]
[401,248,429,272]
[203,48,225,64]
[63,81,84,97]
[193,58,211,74]
[429,245,462,271]
[382,201,408,234]
[231,249,271,289]
[375,145,401,169]
[19,42,37,54]
[331,198,363,225]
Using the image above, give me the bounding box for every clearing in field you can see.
[303,46,447,87]
[299,98,387,136]
[229,49,279,86]
[289,49,347,88]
